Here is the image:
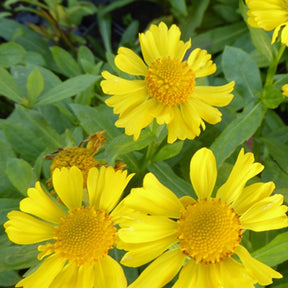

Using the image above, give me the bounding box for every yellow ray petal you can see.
[173,260,220,288]
[193,82,234,107]
[189,147,217,199]
[52,166,83,210]
[187,48,216,78]
[240,194,288,231]
[20,182,66,224]
[219,257,255,288]
[233,182,275,215]
[115,99,155,141]
[119,234,177,267]
[76,264,95,288]
[118,214,178,243]
[15,254,66,288]
[115,47,147,76]
[101,71,145,95]
[216,148,264,204]
[128,249,186,288]
[122,172,183,218]
[235,245,282,286]
[5,211,54,244]
[49,263,78,288]
[94,255,127,288]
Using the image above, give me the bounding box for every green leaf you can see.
[5,158,34,196]
[105,131,154,165]
[253,231,288,267]
[147,161,195,198]
[169,0,188,16]
[98,8,112,54]
[0,270,21,286]
[261,86,285,109]
[34,74,99,106]
[70,104,120,140]
[248,27,278,64]
[50,46,82,77]
[261,137,288,174]
[222,46,262,101]
[0,67,25,103]
[0,42,25,67]
[210,102,266,167]
[153,141,184,162]
[192,22,247,54]
[26,68,44,103]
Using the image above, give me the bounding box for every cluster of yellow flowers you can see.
[4,2,288,287]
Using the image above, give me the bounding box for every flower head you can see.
[101,22,234,143]
[118,148,288,288]
[246,0,288,45]
[5,166,134,288]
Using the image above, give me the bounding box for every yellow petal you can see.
[219,257,255,288]
[282,83,288,97]
[20,182,66,224]
[52,166,83,210]
[101,71,145,95]
[49,263,78,288]
[87,166,134,212]
[187,48,216,78]
[94,255,127,288]
[5,211,54,244]
[173,260,220,288]
[280,24,288,45]
[76,264,95,288]
[189,147,217,199]
[15,254,66,288]
[122,172,183,218]
[193,82,234,107]
[118,214,178,243]
[128,249,186,288]
[119,234,177,267]
[235,245,282,286]
[115,47,147,76]
[216,148,264,204]
[233,182,275,215]
[115,99,155,141]
[240,194,288,231]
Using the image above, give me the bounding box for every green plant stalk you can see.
[264,44,286,88]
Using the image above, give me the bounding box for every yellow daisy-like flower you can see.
[101,22,234,143]
[118,148,288,288]
[246,0,288,45]
[4,166,134,288]
[281,83,288,97]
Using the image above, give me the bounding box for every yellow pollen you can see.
[53,207,116,265]
[177,198,242,264]
[145,57,195,106]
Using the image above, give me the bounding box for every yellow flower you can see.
[5,166,134,288]
[101,22,234,143]
[282,83,288,97]
[118,148,288,288]
[246,0,288,45]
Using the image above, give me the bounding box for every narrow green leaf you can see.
[261,137,288,174]
[253,231,288,267]
[50,46,82,77]
[153,141,184,162]
[262,86,285,109]
[105,131,154,164]
[5,158,34,196]
[26,68,44,103]
[147,161,195,198]
[222,46,262,100]
[35,74,99,106]
[0,270,21,286]
[210,102,266,167]
[169,0,188,16]
[70,104,120,140]
[98,7,112,53]
[0,67,25,103]
[0,42,25,67]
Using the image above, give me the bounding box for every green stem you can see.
[264,44,286,88]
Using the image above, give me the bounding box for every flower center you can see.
[53,207,116,265]
[177,198,242,264]
[145,57,195,106]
